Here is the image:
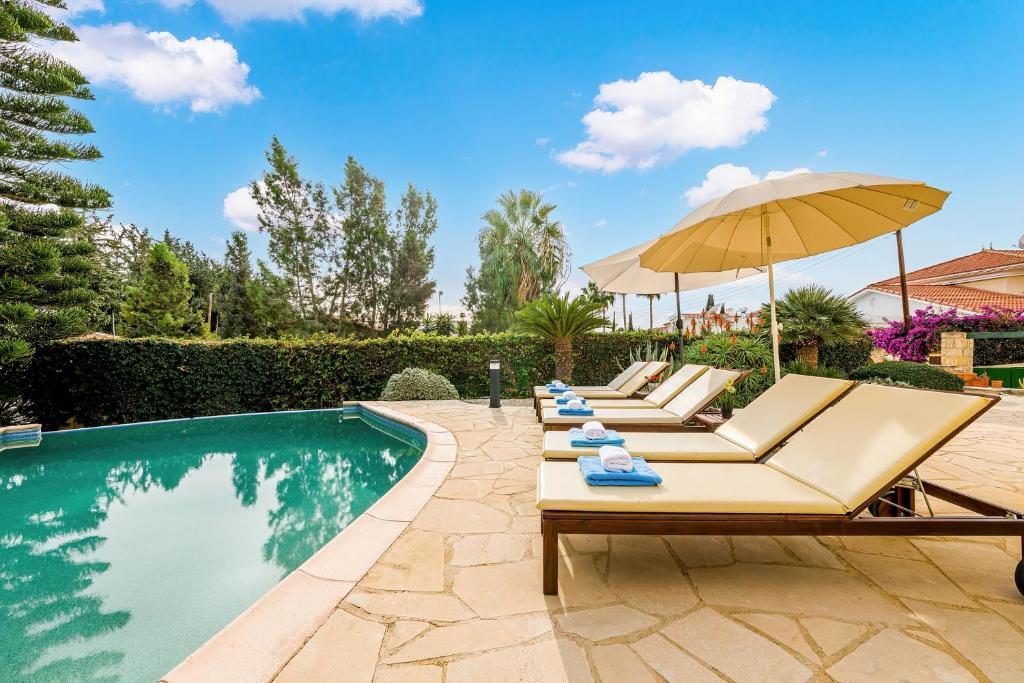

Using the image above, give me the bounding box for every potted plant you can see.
[991,379,1004,388]
[718,378,737,419]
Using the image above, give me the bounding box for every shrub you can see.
[380,368,459,400]
[782,360,847,379]
[870,306,1024,363]
[849,361,965,392]
[782,336,872,375]
[859,377,913,388]
[24,330,678,428]
[684,332,773,406]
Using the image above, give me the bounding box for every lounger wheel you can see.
[1015,560,1024,597]
[868,489,897,517]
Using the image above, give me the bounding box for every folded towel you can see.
[547,385,568,394]
[566,398,584,410]
[558,407,595,416]
[581,420,607,440]
[555,396,587,405]
[568,427,624,446]
[578,456,662,486]
[598,445,633,472]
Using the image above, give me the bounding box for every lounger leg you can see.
[542,516,558,595]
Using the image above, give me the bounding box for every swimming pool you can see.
[0,409,425,683]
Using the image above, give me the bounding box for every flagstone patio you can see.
[279,397,1024,682]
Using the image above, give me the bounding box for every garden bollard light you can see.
[489,359,501,408]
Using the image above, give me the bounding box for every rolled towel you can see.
[562,390,578,401]
[566,398,584,410]
[553,380,566,388]
[599,445,634,472]
[582,420,607,441]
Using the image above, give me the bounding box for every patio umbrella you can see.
[581,240,764,347]
[638,172,950,381]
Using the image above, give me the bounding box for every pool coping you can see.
[160,402,456,683]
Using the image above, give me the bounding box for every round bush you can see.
[379,367,460,401]
[849,361,965,392]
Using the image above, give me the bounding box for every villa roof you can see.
[866,282,1024,312]
[872,249,1024,286]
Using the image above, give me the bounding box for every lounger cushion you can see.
[766,384,991,512]
[715,375,854,457]
[536,461,845,514]
[542,431,755,461]
[539,398,655,410]
[607,361,650,390]
[534,388,627,400]
[642,364,708,407]
[662,368,742,418]
[615,362,665,397]
[541,407,684,425]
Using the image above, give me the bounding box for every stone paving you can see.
[273,397,1024,683]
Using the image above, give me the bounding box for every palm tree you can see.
[640,293,662,329]
[478,190,570,318]
[581,281,616,329]
[761,285,867,367]
[515,294,606,382]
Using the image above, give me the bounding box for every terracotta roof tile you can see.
[872,249,1024,286]
[868,283,1024,312]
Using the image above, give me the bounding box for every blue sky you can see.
[55,0,1024,323]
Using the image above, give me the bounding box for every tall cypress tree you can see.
[120,243,203,338]
[219,230,259,337]
[0,1,111,418]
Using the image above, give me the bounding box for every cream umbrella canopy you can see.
[581,240,764,344]
[638,172,950,381]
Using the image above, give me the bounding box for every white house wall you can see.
[847,290,956,327]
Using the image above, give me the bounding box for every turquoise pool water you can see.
[0,409,424,683]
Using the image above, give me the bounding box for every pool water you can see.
[0,410,424,683]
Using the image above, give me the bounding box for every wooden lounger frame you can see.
[541,396,1024,597]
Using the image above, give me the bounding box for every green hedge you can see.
[975,338,1024,366]
[849,360,965,392]
[779,336,873,375]
[26,331,677,429]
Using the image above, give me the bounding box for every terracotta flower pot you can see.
[991,380,1003,388]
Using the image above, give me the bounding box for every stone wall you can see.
[939,331,974,374]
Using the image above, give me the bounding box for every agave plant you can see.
[761,285,867,367]
[515,293,606,382]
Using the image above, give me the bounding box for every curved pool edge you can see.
[160,402,456,683]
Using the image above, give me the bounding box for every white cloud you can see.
[566,180,577,188]
[593,218,607,228]
[50,23,260,113]
[556,72,776,173]
[153,0,422,22]
[223,185,261,231]
[683,164,810,207]
[62,0,105,14]
[817,149,828,157]
[535,137,550,146]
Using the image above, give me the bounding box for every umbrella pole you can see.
[674,273,684,352]
[763,207,782,383]
[621,293,627,330]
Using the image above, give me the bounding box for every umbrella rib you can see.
[719,210,746,272]
[820,189,909,229]
[773,200,810,256]
[790,195,860,245]
[856,185,946,211]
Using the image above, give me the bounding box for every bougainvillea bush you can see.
[869,307,1024,362]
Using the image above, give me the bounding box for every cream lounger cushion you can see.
[534,388,627,400]
[538,364,707,411]
[541,367,740,425]
[532,361,666,399]
[542,431,754,462]
[765,384,990,512]
[536,461,844,515]
[714,375,854,457]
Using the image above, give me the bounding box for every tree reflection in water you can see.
[0,411,421,682]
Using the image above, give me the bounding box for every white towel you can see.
[562,391,578,401]
[599,445,633,472]
[553,380,566,388]
[566,398,584,410]
[582,420,607,440]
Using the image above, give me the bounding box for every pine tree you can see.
[381,184,437,332]
[218,231,259,337]
[120,243,203,337]
[335,156,390,328]
[0,1,111,418]
[162,230,223,325]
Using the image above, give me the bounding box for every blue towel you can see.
[568,427,625,447]
[555,396,587,405]
[558,407,594,416]
[578,456,662,486]
[546,385,568,394]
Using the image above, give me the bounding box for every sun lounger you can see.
[537,364,708,413]
[541,374,855,460]
[532,361,666,401]
[537,384,1024,597]
[541,368,742,431]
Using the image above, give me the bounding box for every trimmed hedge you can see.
[849,361,965,392]
[780,336,873,375]
[975,338,1024,366]
[26,331,677,428]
